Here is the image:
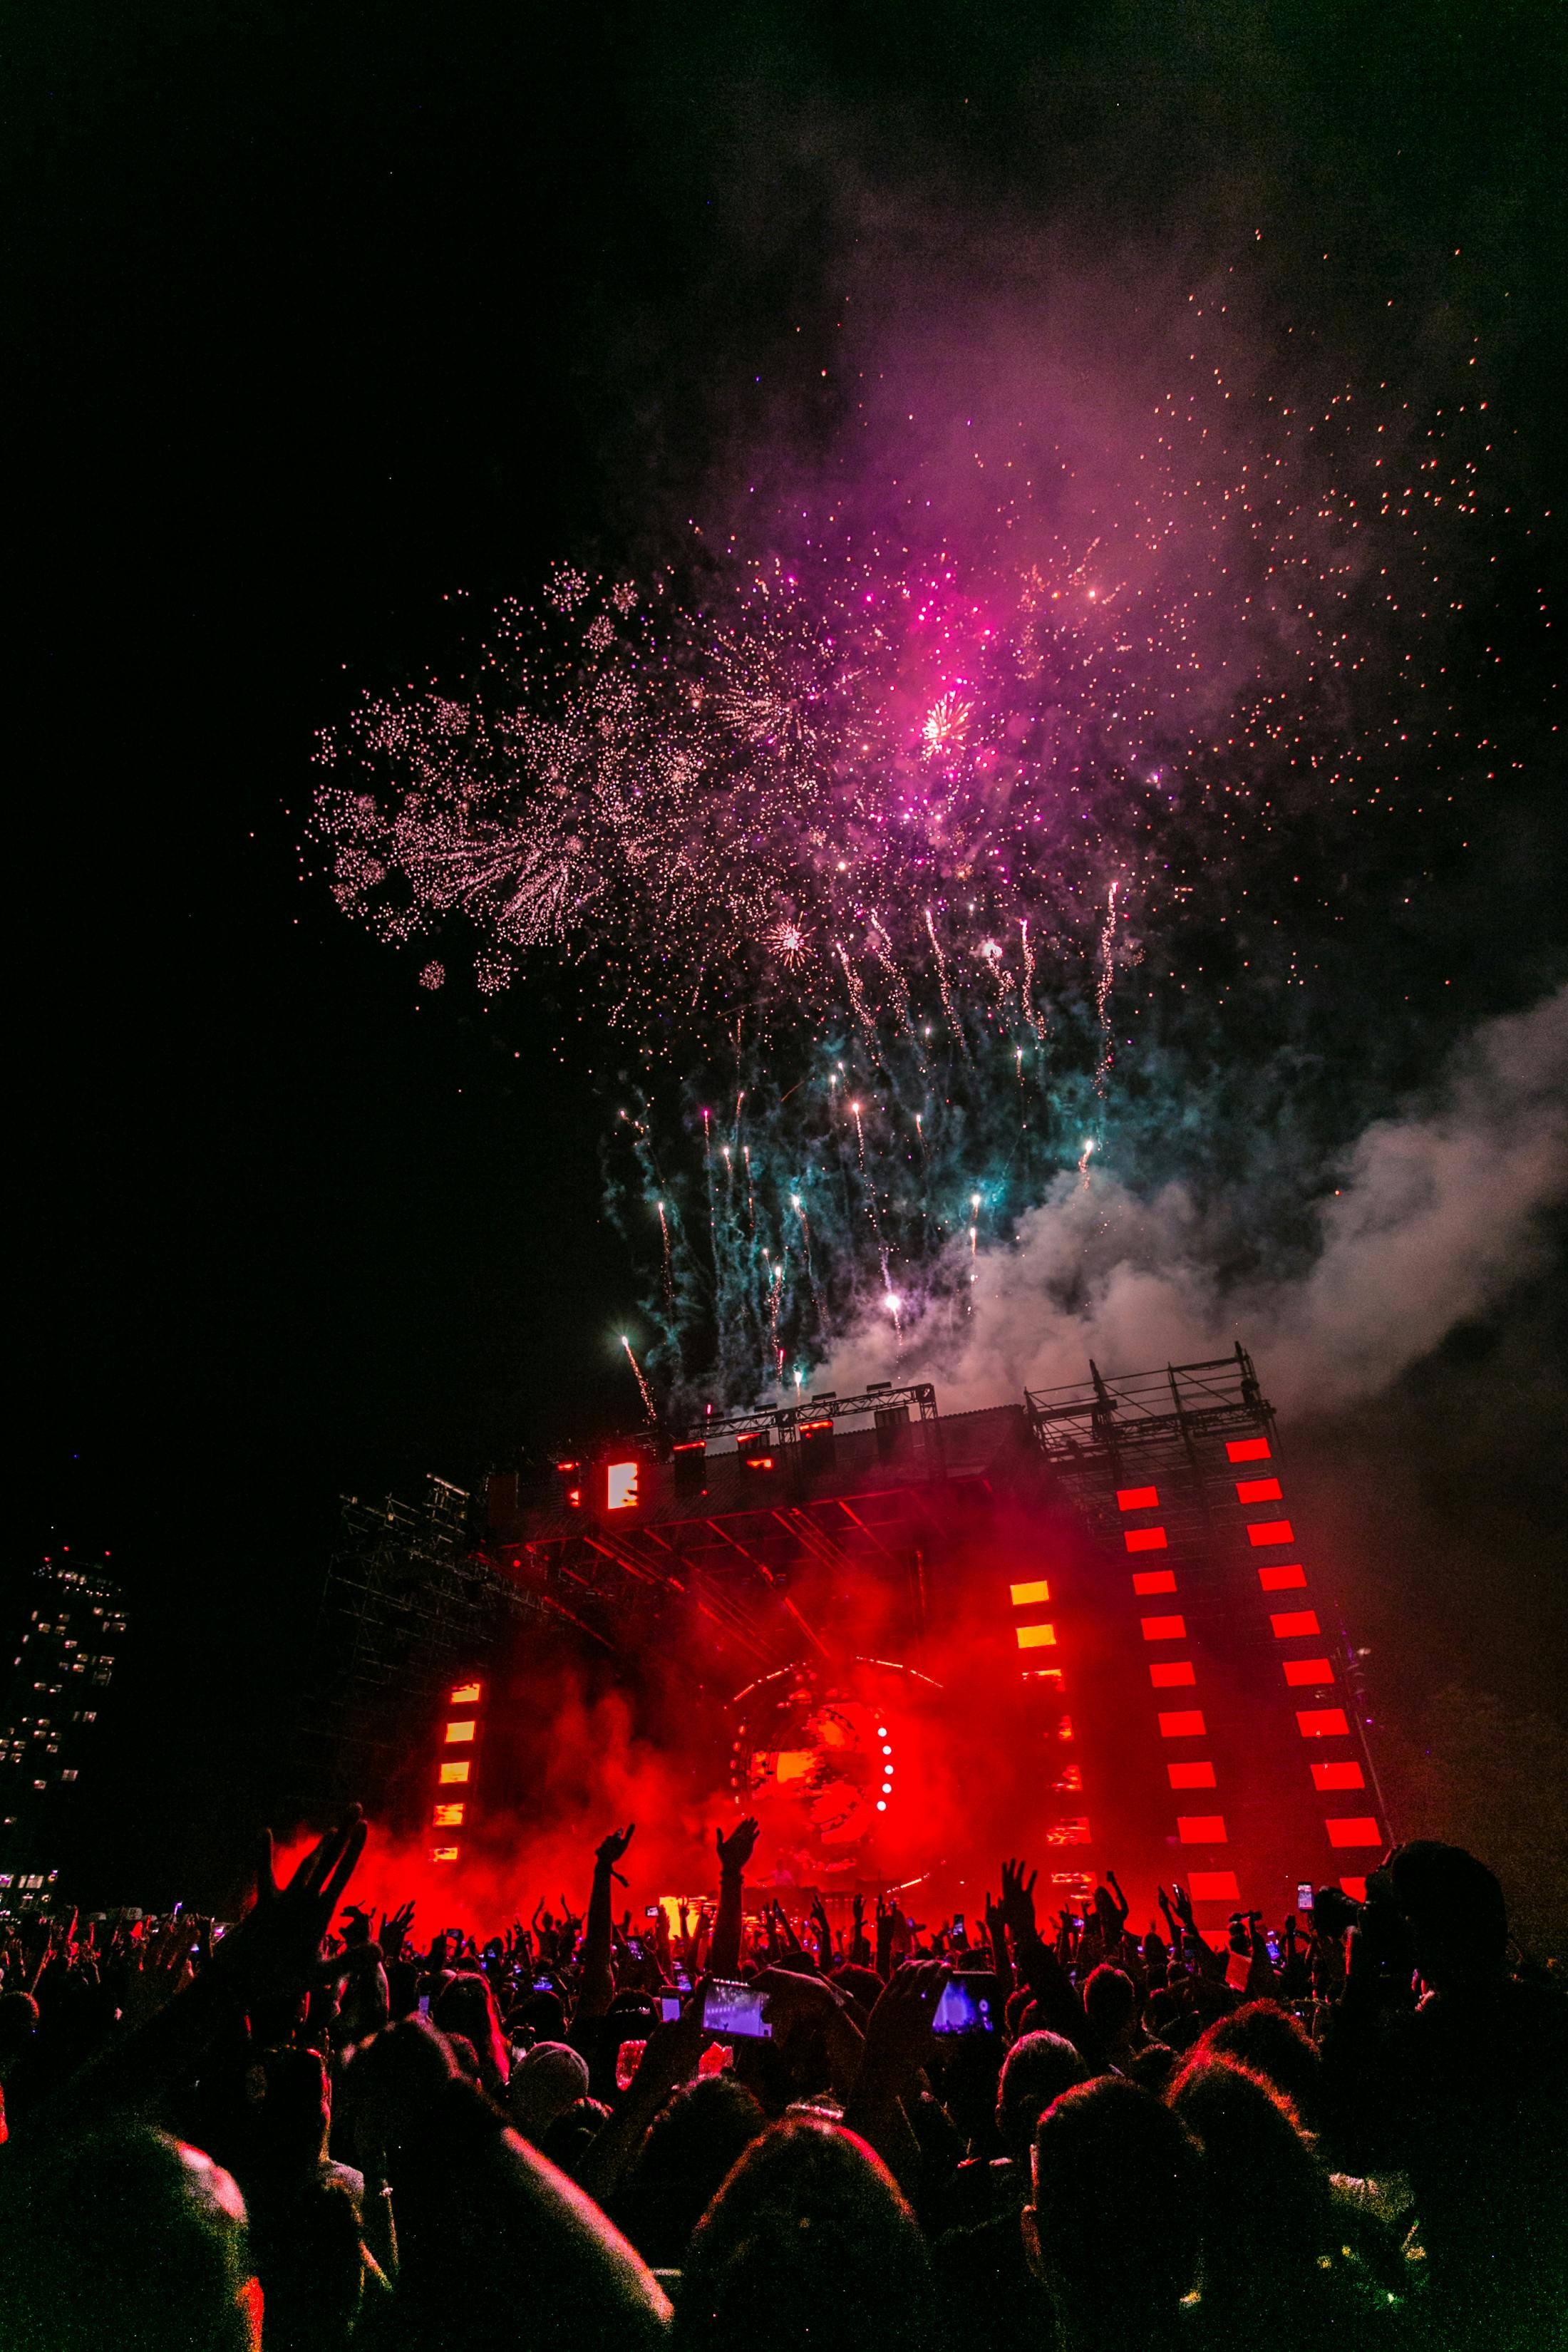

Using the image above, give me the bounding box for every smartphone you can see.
[626,1936,646,1960]
[660,1993,682,2022]
[1296,1883,1314,1913]
[533,1976,555,1992]
[932,1975,999,2036]
[645,1904,660,1920]
[674,1966,691,1992]
[418,1993,431,2018]
[1265,1931,1281,1965]
[951,1913,966,1939]
[702,1978,773,2041]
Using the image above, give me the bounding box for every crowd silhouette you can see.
[1,1815,1562,2350]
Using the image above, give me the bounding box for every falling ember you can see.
[656,1197,675,1306]
[621,1334,656,1420]
[1095,878,1121,1098]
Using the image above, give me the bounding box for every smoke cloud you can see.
[824,984,1568,1413]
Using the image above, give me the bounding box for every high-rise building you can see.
[0,1554,127,1909]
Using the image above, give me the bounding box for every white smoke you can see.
[823,986,1568,1415]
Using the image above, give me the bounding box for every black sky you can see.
[8,1,1564,1914]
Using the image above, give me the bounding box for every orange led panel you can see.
[1132,1569,1177,1595]
[1177,1815,1228,1844]
[1150,1661,1197,1687]
[1167,1761,1217,1789]
[438,1760,471,1784]
[1270,1609,1321,1639]
[1235,1477,1284,1504]
[1016,1622,1057,1649]
[448,1681,482,1706]
[1326,1817,1381,1848]
[430,1845,459,1863]
[1296,1708,1350,1737]
[432,1802,465,1827]
[1227,1437,1272,1463]
[1188,1869,1239,1899]
[1283,1658,1334,1686]
[1247,1520,1294,1547]
[1311,1761,1365,1792]
[1117,1485,1160,1511]
[606,1460,640,1511]
[1141,1614,1187,1641]
[1258,1564,1307,1592]
[1158,1709,1207,1736]
[444,1719,477,1743]
[1009,1579,1051,1606]
[1125,1527,1169,1552]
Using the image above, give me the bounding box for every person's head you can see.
[537,2095,612,2180]
[0,1987,39,2075]
[996,2031,1090,2161]
[1386,1841,1507,1990]
[621,2073,768,2266]
[511,1986,568,2046]
[829,1963,884,2022]
[0,2126,261,2351]
[1167,2054,1328,2296]
[674,2118,938,2352]
[1026,2080,1200,2339]
[247,2046,331,2173]
[433,1969,510,2086]
[508,2039,591,2142]
[1082,1964,1137,2044]
[1195,2001,1321,2128]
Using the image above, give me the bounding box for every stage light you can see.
[1247,1520,1294,1547]
[1140,1614,1186,1641]
[1270,1609,1321,1639]
[1132,1569,1177,1595]
[1015,1622,1056,1649]
[1311,1761,1365,1791]
[607,1460,640,1510]
[439,1760,470,1784]
[444,1719,476,1743]
[1125,1527,1168,1552]
[1257,1563,1307,1590]
[432,1802,465,1827]
[1116,1485,1159,1511]
[1296,1708,1350,1736]
[1009,1579,1051,1605]
[1235,1477,1284,1504]
[449,1681,481,1706]
[1283,1658,1334,1686]
[1326,1817,1381,1847]
[1227,1437,1272,1463]
[1177,1815,1227,1844]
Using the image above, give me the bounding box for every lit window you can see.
[1227,1437,1271,1463]
[1247,1520,1294,1547]
[1116,1485,1159,1511]
[1132,1569,1177,1594]
[430,1845,460,1863]
[607,1460,640,1510]
[1326,1816,1381,1847]
[1125,1527,1168,1553]
[1187,1869,1239,1899]
[1311,1761,1364,1792]
[1015,1622,1057,1649]
[1167,1761,1217,1789]
[1283,1659,1334,1686]
[1149,1661,1196,1687]
[432,1802,465,1827]
[444,1719,476,1744]
[1270,1609,1321,1639]
[1140,1614,1186,1641]
[1235,1477,1283,1504]
[1157,1709,1206,1736]
[1258,1564,1307,1591]
[1177,1814,1227,1844]
[449,1681,482,1706]
[1009,1579,1051,1606]
[1296,1708,1349,1737]
[439,1759,471,1784]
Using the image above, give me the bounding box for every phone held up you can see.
[701,1978,773,2040]
[932,1974,999,2035]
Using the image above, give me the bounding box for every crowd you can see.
[0,1814,1563,2351]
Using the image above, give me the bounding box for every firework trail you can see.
[621,1334,657,1420]
[310,331,1512,1408]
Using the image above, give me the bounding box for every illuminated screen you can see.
[606,1460,640,1511]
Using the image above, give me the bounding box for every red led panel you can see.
[1296,1707,1350,1736]
[1326,1817,1381,1848]
[1132,1569,1177,1595]
[1311,1761,1366,1792]
[1258,1564,1307,1591]
[1117,1485,1160,1511]
[1177,1815,1228,1844]
[1247,1520,1295,1547]
[1167,1761,1217,1789]
[1270,1609,1321,1639]
[1339,1876,1368,1899]
[1284,1658,1334,1686]
[1236,1477,1284,1505]
[1125,1527,1169,1553]
[1141,1614,1187,1641]
[1158,1709,1206,1736]
[1150,1661,1197,1687]
[1188,1869,1239,1899]
[1227,1437,1272,1463]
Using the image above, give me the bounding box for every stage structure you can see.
[465,1346,1387,1931]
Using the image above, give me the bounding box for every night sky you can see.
[10,4,1566,1926]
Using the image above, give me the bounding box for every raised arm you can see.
[710,1815,759,1979]
[579,1824,635,2019]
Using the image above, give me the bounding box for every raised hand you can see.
[999,1857,1039,1946]
[715,1814,760,1874]
[378,1900,416,1957]
[122,1914,195,2029]
[595,1824,636,1882]
[213,1810,367,2008]
[858,1959,949,2091]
